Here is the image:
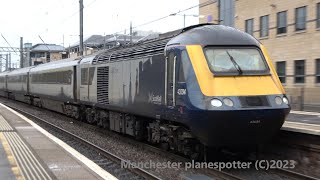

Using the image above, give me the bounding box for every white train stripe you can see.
[285,121,320,127]
[290,110,320,116]
[0,103,118,180]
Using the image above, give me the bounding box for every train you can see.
[0,24,290,159]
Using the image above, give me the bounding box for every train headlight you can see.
[283,97,289,105]
[211,99,222,107]
[275,96,283,105]
[223,98,234,107]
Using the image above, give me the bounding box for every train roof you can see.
[168,24,260,47]
[78,55,96,65]
[89,24,213,64]
[91,24,260,64]
[0,71,9,77]
[29,57,80,72]
[5,66,34,75]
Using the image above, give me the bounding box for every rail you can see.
[5,104,161,180]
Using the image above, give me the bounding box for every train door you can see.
[73,66,77,102]
[80,66,95,102]
[27,72,30,94]
[165,49,178,107]
[80,67,89,101]
[5,75,7,91]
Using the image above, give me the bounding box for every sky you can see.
[0,0,200,49]
[0,0,202,66]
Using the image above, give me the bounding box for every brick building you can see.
[28,44,67,66]
[199,0,320,111]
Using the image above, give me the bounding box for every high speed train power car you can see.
[0,24,290,158]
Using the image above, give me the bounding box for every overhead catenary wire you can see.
[114,0,218,34]
[43,0,218,48]
[81,0,218,44]
[1,34,19,55]
[38,35,51,52]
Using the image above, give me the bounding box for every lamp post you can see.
[170,13,205,27]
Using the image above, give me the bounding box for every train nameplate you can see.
[177,89,186,95]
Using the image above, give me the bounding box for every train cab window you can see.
[204,48,268,75]
[81,68,89,85]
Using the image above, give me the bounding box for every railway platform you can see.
[282,110,320,135]
[0,103,115,180]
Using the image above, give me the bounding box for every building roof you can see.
[69,34,146,49]
[70,35,114,48]
[31,44,65,52]
[105,34,144,43]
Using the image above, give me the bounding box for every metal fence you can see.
[286,87,320,112]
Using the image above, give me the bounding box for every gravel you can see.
[2,97,317,180]
[0,98,196,179]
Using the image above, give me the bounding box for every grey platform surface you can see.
[0,141,15,180]
[287,113,320,125]
[0,105,103,180]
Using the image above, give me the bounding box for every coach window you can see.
[295,6,307,31]
[316,59,320,83]
[276,61,286,83]
[22,75,27,83]
[277,11,287,34]
[294,60,305,83]
[65,71,72,84]
[245,19,254,35]
[57,72,63,83]
[43,74,47,83]
[260,15,269,37]
[81,68,89,85]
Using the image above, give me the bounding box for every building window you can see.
[317,3,320,28]
[295,60,305,83]
[276,61,286,83]
[245,19,254,35]
[295,6,307,31]
[316,59,320,83]
[277,11,287,34]
[260,15,269,37]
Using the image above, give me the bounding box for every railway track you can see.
[273,168,320,180]
[3,103,242,180]
[5,104,160,180]
[2,100,320,180]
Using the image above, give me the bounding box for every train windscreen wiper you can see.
[226,51,243,75]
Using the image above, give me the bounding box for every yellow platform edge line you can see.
[0,132,25,180]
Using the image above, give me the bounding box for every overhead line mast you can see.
[79,0,84,56]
